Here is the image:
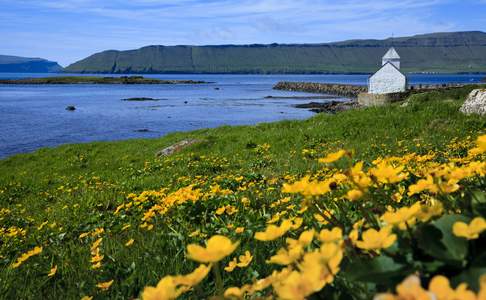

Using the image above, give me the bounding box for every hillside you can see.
[0,55,63,73]
[65,31,486,74]
[2,87,486,299]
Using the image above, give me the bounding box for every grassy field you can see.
[1,86,486,299]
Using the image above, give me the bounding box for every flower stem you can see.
[213,262,223,296]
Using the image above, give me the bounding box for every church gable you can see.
[369,62,407,94]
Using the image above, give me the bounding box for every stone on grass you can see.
[460,89,486,116]
[156,139,202,157]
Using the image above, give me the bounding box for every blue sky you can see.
[1,0,485,66]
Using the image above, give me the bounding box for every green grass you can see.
[1,86,485,299]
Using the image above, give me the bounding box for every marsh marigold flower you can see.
[96,280,114,291]
[142,277,188,300]
[429,275,476,300]
[453,217,486,240]
[47,265,57,277]
[356,227,396,252]
[174,264,211,286]
[374,275,433,300]
[255,220,292,241]
[318,150,347,164]
[187,235,239,263]
[11,246,43,268]
[370,162,408,184]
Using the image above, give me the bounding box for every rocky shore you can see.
[294,100,360,114]
[0,76,208,85]
[273,81,366,98]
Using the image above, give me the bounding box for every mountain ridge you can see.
[65,31,486,74]
[0,55,63,73]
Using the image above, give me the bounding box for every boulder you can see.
[156,139,202,157]
[460,89,486,116]
[65,105,76,111]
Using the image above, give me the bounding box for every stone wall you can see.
[357,92,408,106]
[273,81,366,98]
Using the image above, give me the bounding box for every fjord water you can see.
[0,73,484,159]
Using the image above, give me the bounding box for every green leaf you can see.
[416,214,470,264]
[471,190,486,217]
[344,256,407,284]
[451,267,486,292]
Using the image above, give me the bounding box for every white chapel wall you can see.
[369,64,406,94]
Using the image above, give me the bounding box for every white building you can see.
[368,47,407,94]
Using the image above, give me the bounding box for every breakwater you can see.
[273,81,478,98]
[273,81,366,98]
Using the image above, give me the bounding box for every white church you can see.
[368,47,407,94]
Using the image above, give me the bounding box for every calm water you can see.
[0,73,484,159]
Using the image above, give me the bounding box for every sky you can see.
[1,0,486,66]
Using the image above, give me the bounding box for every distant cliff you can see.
[0,55,63,73]
[65,31,486,74]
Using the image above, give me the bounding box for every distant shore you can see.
[0,75,209,84]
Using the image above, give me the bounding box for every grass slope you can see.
[65,31,486,74]
[1,86,486,299]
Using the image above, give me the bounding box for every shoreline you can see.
[0,75,209,85]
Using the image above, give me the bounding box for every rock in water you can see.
[156,139,202,157]
[65,106,76,111]
[460,89,486,115]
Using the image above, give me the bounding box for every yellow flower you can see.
[187,235,239,263]
[267,244,303,265]
[453,217,486,239]
[142,277,188,300]
[346,189,364,201]
[319,227,343,243]
[286,243,343,296]
[47,265,57,277]
[272,271,316,300]
[225,251,253,271]
[125,238,135,247]
[174,264,211,286]
[11,246,43,268]
[224,258,238,272]
[350,161,372,188]
[255,220,292,241]
[90,238,102,252]
[224,286,248,299]
[318,150,347,164]
[415,199,443,222]
[290,218,303,230]
[370,162,408,184]
[215,206,226,215]
[429,275,476,300]
[408,176,438,196]
[80,296,93,300]
[235,227,245,234]
[374,275,433,300]
[236,251,253,267]
[282,176,334,197]
[356,227,396,251]
[96,280,114,291]
[381,202,421,230]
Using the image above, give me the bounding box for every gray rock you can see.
[156,139,202,157]
[460,89,486,115]
[65,105,76,111]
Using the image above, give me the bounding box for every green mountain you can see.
[65,31,486,74]
[0,55,63,73]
